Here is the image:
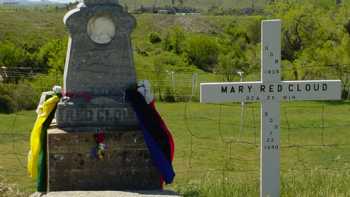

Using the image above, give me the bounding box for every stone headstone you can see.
[47,0,162,192]
[56,0,138,129]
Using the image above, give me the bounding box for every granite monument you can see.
[47,0,162,191]
[56,0,138,129]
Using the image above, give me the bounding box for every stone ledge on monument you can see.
[30,190,181,197]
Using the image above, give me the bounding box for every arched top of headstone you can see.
[56,0,138,129]
[84,0,119,5]
[63,1,135,35]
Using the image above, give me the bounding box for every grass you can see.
[0,111,36,195]
[0,7,66,46]
[0,176,25,197]
[0,4,350,196]
[1,101,350,196]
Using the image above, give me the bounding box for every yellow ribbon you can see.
[27,95,60,179]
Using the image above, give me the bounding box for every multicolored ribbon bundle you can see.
[126,81,175,185]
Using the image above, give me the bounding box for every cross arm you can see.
[200,81,262,103]
[280,80,341,101]
[200,80,342,103]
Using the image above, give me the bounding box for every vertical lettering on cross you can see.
[261,19,281,197]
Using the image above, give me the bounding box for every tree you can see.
[268,2,326,61]
[0,41,33,83]
[216,48,248,81]
[0,41,28,68]
[35,39,66,73]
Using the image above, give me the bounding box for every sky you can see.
[29,0,74,2]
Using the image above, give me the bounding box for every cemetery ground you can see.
[2,2,350,196]
[1,101,350,196]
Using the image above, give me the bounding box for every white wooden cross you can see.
[200,19,341,197]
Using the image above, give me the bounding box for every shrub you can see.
[184,35,219,72]
[154,52,181,66]
[153,52,195,72]
[11,83,39,111]
[0,95,17,114]
[0,83,11,95]
[0,82,41,113]
[216,48,249,81]
[163,88,176,103]
[29,71,62,96]
[163,26,186,54]
[149,32,162,44]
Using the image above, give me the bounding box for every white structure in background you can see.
[200,19,342,197]
[0,66,7,82]
[0,0,20,5]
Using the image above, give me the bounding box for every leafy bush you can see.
[163,87,176,102]
[0,83,11,95]
[0,95,16,114]
[216,48,249,81]
[154,52,181,66]
[184,35,219,71]
[11,83,39,110]
[29,71,62,95]
[153,51,196,72]
[0,83,40,113]
[163,26,186,54]
[149,32,162,44]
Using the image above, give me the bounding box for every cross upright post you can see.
[260,19,281,197]
[200,19,342,197]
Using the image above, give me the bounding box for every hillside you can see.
[119,0,342,11]
[0,8,65,45]
[119,0,267,10]
[0,7,237,43]
[1,1,350,106]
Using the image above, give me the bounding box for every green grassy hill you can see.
[0,8,65,45]
[120,0,267,10]
[119,0,341,11]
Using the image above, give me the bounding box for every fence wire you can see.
[0,71,350,194]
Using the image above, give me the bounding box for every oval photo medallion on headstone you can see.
[87,16,116,44]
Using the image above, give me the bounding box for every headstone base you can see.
[30,190,180,197]
[47,128,162,191]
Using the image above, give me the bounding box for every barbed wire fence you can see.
[1,70,350,195]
